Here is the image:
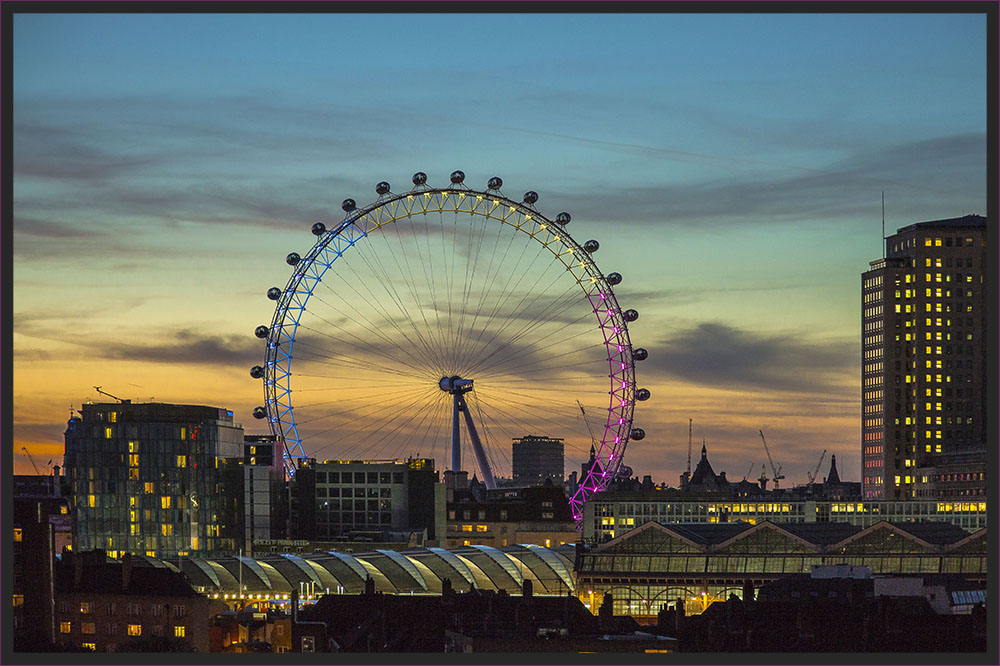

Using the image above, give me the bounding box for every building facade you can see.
[582,491,986,542]
[445,484,578,548]
[63,401,244,559]
[511,435,564,485]
[575,520,986,620]
[861,215,987,499]
[289,458,445,542]
[242,435,287,552]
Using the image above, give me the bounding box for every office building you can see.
[242,435,287,552]
[63,401,244,559]
[861,214,987,499]
[511,435,564,485]
[289,458,445,542]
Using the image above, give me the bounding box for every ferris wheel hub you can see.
[439,375,474,394]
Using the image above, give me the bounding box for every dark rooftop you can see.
[896,213,986,232]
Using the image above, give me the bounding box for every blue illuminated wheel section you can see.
[251,173,648,524]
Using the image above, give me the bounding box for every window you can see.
[80,601,93,614]
[176,455,186,468]
[161,496,171,509]
[151,604,164,617]
[13,594,24,607]
[172,605,186,618]
[81,622,96,635]
[60,621,71,634]
[128,454,139,467]
[127,624,142,636]
[106,623,118,635]
[476,525,488,532]
[81,643,96,651]
[174,625,186,638]
[13,528,21,542]
[461,525,473,532]
[161,524,173,536]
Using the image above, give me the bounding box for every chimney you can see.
[291,589,299,624]
[521,579,533,599]
[122,552,133,590]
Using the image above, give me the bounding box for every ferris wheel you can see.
[250,171,649,523]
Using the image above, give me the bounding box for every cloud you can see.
[543,133,985,227]
[95,329,262,367]
[643,321,856,394]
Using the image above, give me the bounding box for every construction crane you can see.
[806,449,828,487]
[21,446,47,475]
[577,400,599,450]
[758,429,785,489]
[742,459,756,482]
[93,386,124,402]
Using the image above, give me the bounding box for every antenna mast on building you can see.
[881,190,885,254]
[686,419,693,478]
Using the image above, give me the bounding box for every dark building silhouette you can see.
[511,435,564,485]
[861,214,987,499]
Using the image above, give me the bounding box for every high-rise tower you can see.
[861,215,987,500]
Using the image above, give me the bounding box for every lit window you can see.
[161,524,173,536]
[128,454,139,467]
[13,594,24,607]
[461,525,473,532]
[144,482,154,494]
[105,427,113,438]
[174,625,186,638]
[81,622,96,635]
[13,528,22,542]
[161,496,171,509]
[127,624,141,636]
[476,525,488,532]
[80,602,92,614]
[177,455,186,468]
[81,643,96,651]
[60,622,71,634]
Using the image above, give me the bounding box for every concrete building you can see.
[511,435,564,485]
[241,435,287,552]
[861,214,987,499]
[289,458,445,543]
[63,401,245,559]
[445,482,578,548]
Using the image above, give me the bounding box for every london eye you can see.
[251,172,649,522]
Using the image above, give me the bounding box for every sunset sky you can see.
[11,11,987,486]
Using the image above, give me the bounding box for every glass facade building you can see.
[64,401,244,559]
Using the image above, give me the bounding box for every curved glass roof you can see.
[150,545,577,596]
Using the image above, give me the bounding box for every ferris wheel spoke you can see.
[297,296,434,376]
[332,385,442,460]
[320,258,440,371]
[293,321,430,378]
[291,339,428,381]
[349,235,449,374]
[452,209,493,366]
[454,240,550,366]
[363,387,444,461]
[303,384,439,457]
[475,340,607,384]
[473,390,594,459]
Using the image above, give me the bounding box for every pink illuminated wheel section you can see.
[251,173,649,527]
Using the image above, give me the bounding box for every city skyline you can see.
[11,11,988,486]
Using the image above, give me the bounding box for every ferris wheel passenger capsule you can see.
[250,366,265,379]
[636,388,651,401]
[341,199,357,212]
[412,171,428,186]
[450,170,465,184]
[286,252,301,266]
[555,212,571,225]
[630,427,646,441]
[583,240,600,253]
[523,191,538,204]
[624,309,639,322]
[375,181,391,195]
[267,287,281,300]
[254,325,270,339]
[632,347,648,361]
[487,177,503,190]
[606,272,622,285]
[252,407,267,419]
[311,222,326,236]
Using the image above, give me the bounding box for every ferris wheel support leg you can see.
[457,394,497,490]
[451,393,461,473]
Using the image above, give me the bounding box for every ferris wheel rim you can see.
[255,176,640,523]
